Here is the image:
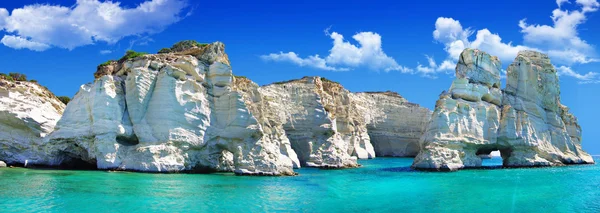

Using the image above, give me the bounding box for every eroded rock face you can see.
[412,49,594,171]
[0,80,65,165]
[353,92,431,157]
[257,78,432,165]
[259,77,361,168]
[48,42,295,175]
[498,50,593,166]
[412,49,503,171]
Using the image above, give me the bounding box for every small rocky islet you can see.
[0,41,593,175]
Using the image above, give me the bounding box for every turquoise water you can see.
[1,157,599,213]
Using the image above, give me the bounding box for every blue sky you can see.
[1,0,599,153]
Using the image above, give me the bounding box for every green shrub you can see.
[158,48,172,54]
[5,76,14,82]
[9,72,27,81]
[99,60,115,67]
[97,60,116,70]
[170,40,208,52]
[119,50,147,61]
[57,96,71,105]
[29,79,38,83]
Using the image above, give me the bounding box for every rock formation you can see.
[259,77,361,168]
[0,41,431,175]
[47,43,297,175]
[412,49,594,171]
[0,79,65,165]
[2,41,589,175]
[258,77,432,166]
[498,50,594,167]
[354,92,431,157]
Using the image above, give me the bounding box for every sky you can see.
[0,0,599,153]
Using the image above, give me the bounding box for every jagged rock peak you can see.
[456,48,502,88]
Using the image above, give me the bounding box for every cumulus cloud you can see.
[261,30,412,73]
[415,55,455,78]
[433,18,534,64]
[0,0,189,51]
[428,0,600,83]
[261,52,344,71]
[557,66,600,84]
[1,35,50,51]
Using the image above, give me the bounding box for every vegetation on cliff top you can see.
[269,76,340,85]
[158,40,209,53]
[0,72,29,82]
[120,50,148,61]
[57,96,71,105]
[97,50,148,70]
[97,40,209,69]
[97,60,116,69]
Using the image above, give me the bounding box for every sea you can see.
[1,156,599,213]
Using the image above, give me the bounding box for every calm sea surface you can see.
[1,157,599,213]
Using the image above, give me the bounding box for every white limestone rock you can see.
[259,77,360,168]
[47,42,295,175]
[498,50,593,166]
[257,77,431,165]
[413,49,507,171]
[353,92,432,157]
[412,48,594,171]
[0,161,6,167]
[0,79,65,165]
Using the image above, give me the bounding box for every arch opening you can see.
[475,147,512,168]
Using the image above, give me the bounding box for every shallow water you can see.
[1,157,599,213]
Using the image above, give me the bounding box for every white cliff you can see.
[354,92,431,157]
[259,77,361,168]
[412,49,594,171]
[47,43,296,175]
[0,41,432,175]
[498,50,594,166]
[258,77,431,165]
[0,79,65,165]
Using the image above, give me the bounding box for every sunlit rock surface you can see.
[354,92,431,157]
[48,43,296,175]
[0,79,65,165]
[412,49,594,171]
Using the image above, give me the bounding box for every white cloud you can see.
[556,66,600,83]
[0,0,189,51]
[557,0,570,7]
[1,35,50,51]
[261,30,412,73]
[577,0,600,12]
[433,17,534,64]
[260,52,344,71]
[0,8,7,29]
[100,50,112,54]
[438,60,456,72]
[415,56,455,78]
[428,0,599,83]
